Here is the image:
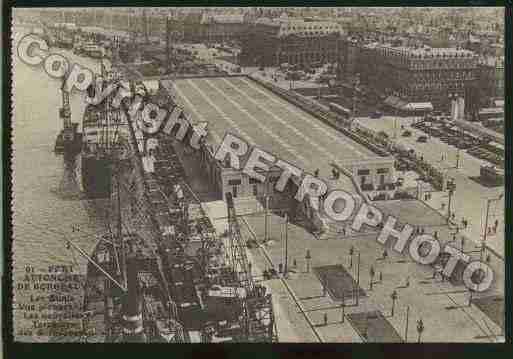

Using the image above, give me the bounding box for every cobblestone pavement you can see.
[238,211,503,342]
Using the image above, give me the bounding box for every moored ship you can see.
[71,63,277,343]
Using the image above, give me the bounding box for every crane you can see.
[225,192,255,295]
[225,193,276,342]
[54,78,81,158]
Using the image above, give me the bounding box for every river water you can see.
[12,26,108,341]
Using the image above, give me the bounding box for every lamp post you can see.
[305,249,311,273]
[341,292,345,323]
[404,305,410,343]
[480,193,504,260]
[415,177,422,200]
[356,252,361,306]
[455,127,463,169]
[349,245,354,268]
[369,265,375,290]
[284,213,289,275]
[390,290,397,317]
[416,319,424,343]
[363,310,369,341]
[446,178,456,224]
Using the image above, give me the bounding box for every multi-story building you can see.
[462,55,505,118]
[240,17,342,67]
[182,12,251,44]
[339,41,479,110]
[477,56,505,101]
[337,37,360,84]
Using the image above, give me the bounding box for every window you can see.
[249,177,260,184]
[232,186,238,198]
[357,169,370,176]
[377,168,389,174]
[380,174,385,185]
[228,179,241,186]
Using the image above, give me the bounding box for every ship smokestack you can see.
[121,255,147,342]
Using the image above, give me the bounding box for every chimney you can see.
[121,255,147,342]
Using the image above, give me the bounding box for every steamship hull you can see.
[79,72,276,343]
[81,155,112,199]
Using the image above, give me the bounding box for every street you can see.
[357,116,505,257]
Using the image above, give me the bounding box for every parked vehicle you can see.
[402,130,412,137]
[430,129,443,137]
[455,140,472,149]
[447,137,459,146]
[370,111,383,119]
[417,135,428,143]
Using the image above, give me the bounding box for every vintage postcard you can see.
[9,6,505,343]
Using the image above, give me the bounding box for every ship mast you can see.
[117,164,127,289]
[166,15,171,74]
[60,79,72,130]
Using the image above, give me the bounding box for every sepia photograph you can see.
[8,6,505,344]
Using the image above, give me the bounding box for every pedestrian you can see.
[421,227,425,234]
[383,249,388,260]
[488,227,492,235]
[494,219,499,228]
[452,233,456,241]
[451,213,456,221]
[314,169,319,177]
[379,271,383,282]
[293,259,297,267]
[441,203,446,211]
[323,312,328,326]
[405,276,410,287]
[434,231,438,240]
[342,227,346,236]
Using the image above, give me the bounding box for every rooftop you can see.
[365,44,476,58]
[162,76,381,193]
[254,17,343,37]
[201,13,245,24]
